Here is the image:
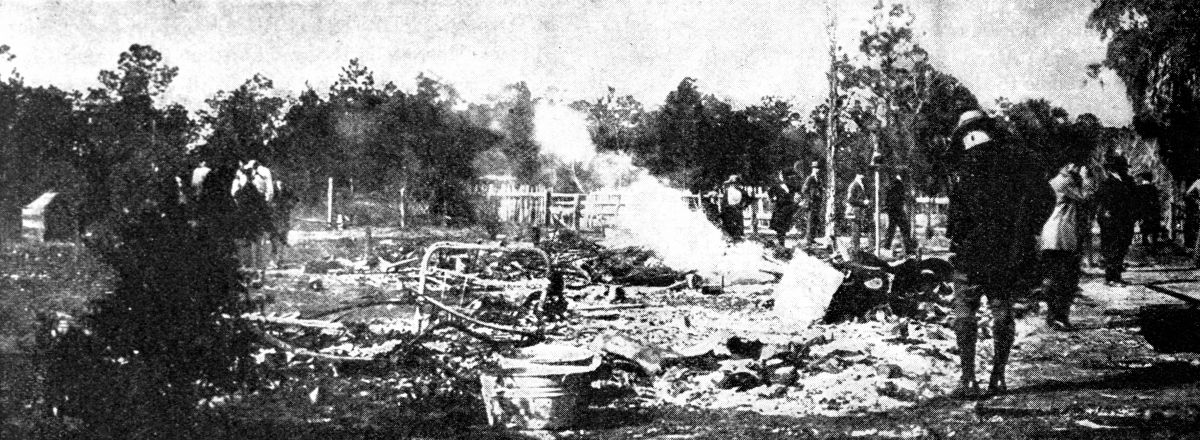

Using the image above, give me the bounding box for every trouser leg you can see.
[882,214,896,250]
[1105,226,1132,281]
[849,214,861,251]
[1043,250,1078,322]
[898,211,914,250]
[990,296,1016,388]
[1100,225,1120,281]
[953,281,981,385]
[808,210,822,245]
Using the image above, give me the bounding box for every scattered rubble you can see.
[247,233,995,423]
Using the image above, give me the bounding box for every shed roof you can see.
[23,192,59,213]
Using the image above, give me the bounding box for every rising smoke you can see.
[532,103,836,288]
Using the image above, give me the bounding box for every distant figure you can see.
[1096,155,1136,287]
[768,171,799,247]
[1187,178,1200,266]
[227,159,281,279]
[1077,165,1102,268]
[946,109,1041,398]
[232,159,275,203]
[882,172,915,253]
[1134,172,1166,248]
[190,160,212,199]
[800,162,825,247]
[230,159,276,239]
[1038,163,1095,331]
[269,179,299,252]
[844,173,869,251]
[719,175,749,242]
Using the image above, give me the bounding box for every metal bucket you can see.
[480,345,600,430]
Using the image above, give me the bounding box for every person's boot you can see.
[988,304,1016,396]
[1045,288,1074,331]
[951,303,981,399]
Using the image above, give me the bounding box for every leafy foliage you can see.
[198,74,287,166]
[1088,0,1200,181]
[10,45,255,438]
[835,1,979,195]
[575,80,811,192]
[0,48,82,238]
[70,45,196,231]
[271,61,503,222]
[51,205,256,437]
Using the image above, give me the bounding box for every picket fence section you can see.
[480,184,949,238]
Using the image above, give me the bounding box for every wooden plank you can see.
[1143,280,1200,307]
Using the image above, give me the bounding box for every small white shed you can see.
[22,192,77,242]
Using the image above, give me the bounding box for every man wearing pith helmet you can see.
[946,109,1041,398]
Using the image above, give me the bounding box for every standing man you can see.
[882,172,916,254]
[190,160,212,199]
[946,110,1041,397]
[1186,178,1200,266]
[1096,155,1136,287]
[719,174,749,242]
[1038,163,1095,331]
[768,170,799,247]
[844,173,869,251]
[1133,172,1166,249]
[800,162,825,247]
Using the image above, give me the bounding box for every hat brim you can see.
[951,117,990,140]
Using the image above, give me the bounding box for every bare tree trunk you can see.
[823,0,840,252]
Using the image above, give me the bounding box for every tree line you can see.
[3,2,1175,240]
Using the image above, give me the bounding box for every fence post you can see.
[573,194,582,230]
[544,190,552,227]
[399,186,407,229]
[364,226,373,259]
[326,177,334,229]
[750,189,759,235]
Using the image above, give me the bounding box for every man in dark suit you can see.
[799,162,824,247]
[882,172,915,254]
[767,170,799,247]
[1096,155,1136,286]
[946,109,1042,398]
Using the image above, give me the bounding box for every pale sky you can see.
[0,0,1133,125]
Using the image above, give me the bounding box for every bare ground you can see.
[4,230,1200,439]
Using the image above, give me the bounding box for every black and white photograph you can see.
[2,0,1200,438]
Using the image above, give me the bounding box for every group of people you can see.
[709,161,918,254]
[707,108,1167,399]
[706,165,825,247]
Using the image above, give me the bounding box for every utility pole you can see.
[872,142,882,256]
[823,0,840,252]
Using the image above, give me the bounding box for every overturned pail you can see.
[480,344,600,430]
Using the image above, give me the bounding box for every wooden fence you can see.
[481,184,950,240]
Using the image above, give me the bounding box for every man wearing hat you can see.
[799,162,825,247]
[946,109,1041,397]
[1096,154,1136,286]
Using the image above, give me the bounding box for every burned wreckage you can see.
[237,227,968,428]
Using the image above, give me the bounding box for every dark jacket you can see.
[1134,183,1162,222]
[1096,172,1136,227]
[947,139,1041,280]
[885,178,907,213]
[768,182,798,232]
[800,173,823,207]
